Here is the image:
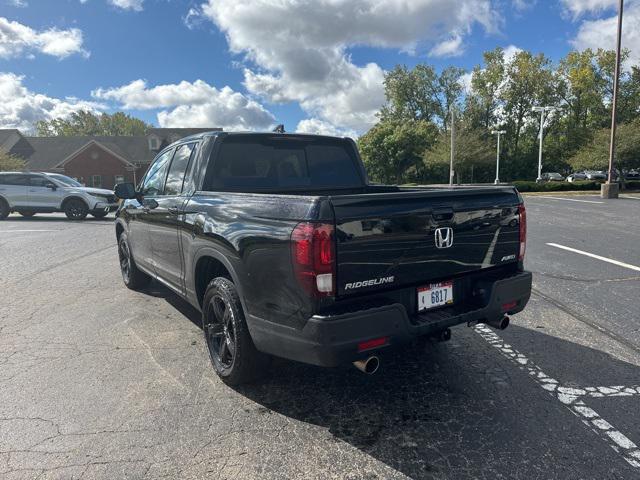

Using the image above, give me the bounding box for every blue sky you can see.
[1,0,636,135]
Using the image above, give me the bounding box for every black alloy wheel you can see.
[64,199,88,220]
[202,277,269,385]
[117,233,151,290]
[118,237,132,284]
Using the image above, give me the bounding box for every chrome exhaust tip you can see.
[486,316,510,330]
[353,356,380,375]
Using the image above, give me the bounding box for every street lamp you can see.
[604,0,624,199]
[491,130,506,184]
[532,106,557,182]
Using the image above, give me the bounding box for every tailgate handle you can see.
[432,209,454,221]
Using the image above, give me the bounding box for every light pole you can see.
[491,130,506,184]
[449,108,455,187]
[532,106,556,181]
[603,0,624,199]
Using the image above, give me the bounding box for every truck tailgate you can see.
[330,187,522,296]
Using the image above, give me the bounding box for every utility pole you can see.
[603,0,624,199]
[449,108,455,187]
[491,130,506,184]
[532,106,556,182]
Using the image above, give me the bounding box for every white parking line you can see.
[0,229,59,233]
[475,324,640,469]
[547,243,640,272]
[620,195,640,200]
[535,196,604,204]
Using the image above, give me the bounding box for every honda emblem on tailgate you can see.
[434,227,454,249]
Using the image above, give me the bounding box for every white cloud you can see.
[0,17,88,59]
[183,7,204,30]
[8,0,28,7]
[109,0,143,11]
[429,35,465,57]
[199,0,498,133]
[561,0,619,17]
[93,79,275,130]
[571,4,640,65]
[296,118,357,138]
[503,44,523,62]
[0,72,104,131]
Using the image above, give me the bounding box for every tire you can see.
[202,277,270,385]
[91,211,108,219]
[117,233,151,290]
[0,199,9,220]
[64,198,88,220]
[18,211,36,217]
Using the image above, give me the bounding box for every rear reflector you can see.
[518,203,526,261]
[357,337,389,352]
[502,301,518,312]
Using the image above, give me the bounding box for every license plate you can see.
[418,281,454,311]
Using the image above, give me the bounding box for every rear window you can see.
[202,135,363,191]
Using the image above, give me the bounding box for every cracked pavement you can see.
[1,197,639,479]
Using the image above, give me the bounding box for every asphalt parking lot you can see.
[1,194,640,480]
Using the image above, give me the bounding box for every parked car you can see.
[585,170,607,180]
[114,131,532,384]
[624,170,640,180]
[0,172,118,220]
[540,172,565,182]
[566,172,587,182]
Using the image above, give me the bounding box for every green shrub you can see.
[511,180,600,193]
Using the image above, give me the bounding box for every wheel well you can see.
[0,195,8,209]
[195,256,232,307]
[61,196,88,210]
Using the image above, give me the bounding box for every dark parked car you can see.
[114,132,531,384]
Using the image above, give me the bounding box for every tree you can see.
[36,111,151,137]
[0,151,26,172]
[425,127,496,184]
[380,64,465,131]
[569,119,640,173]
[358,119,438,184]
[467,47,507,130]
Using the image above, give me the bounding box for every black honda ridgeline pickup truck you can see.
[114,132,531,384]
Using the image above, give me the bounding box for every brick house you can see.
[0,128,220,189]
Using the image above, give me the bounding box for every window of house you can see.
[148,136,160,151]
[141,148,174,196]
[91,175,102,188]
[114,175,125,185]
[164,143,197,196]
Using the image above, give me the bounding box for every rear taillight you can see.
[291,222,335,297]
[518,203,526,261]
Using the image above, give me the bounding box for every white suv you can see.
[0,172,119,220]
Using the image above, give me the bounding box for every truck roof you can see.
[167,130,350,147]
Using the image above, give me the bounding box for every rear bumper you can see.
[247,271,532,367]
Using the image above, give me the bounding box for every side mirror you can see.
[114,182,137,199]
[45,182,57,190]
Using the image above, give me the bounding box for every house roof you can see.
[0,129,22,152]
[9,136,154,170]
[0,127,222,171]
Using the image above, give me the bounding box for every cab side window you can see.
[164,143,197,196]
[142,148,175,196]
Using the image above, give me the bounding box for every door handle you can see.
[168,207,181,215]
